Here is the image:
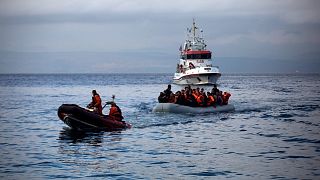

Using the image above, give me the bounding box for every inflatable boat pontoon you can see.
[58,104,131,131]
[152,103,235,114]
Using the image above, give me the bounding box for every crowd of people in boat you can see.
[87,90,123,121]
[158,84,231,107]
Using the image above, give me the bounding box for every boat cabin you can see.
[180,50,212,60]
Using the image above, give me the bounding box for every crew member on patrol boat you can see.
[87,90,103,115]
[109,102,124,121]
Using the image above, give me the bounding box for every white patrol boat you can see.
[173,20,221,85]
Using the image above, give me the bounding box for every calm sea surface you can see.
[0,73,319,179]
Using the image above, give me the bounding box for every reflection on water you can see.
[57,128,125,177]
[58,127,123,145]
[59,127,102,145]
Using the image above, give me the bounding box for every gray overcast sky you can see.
[0,0,320,73]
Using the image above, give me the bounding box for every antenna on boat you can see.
[192,18,196,42]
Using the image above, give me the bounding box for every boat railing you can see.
[178,65,220,74]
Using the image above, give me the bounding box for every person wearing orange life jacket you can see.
[201,91,208,107]
[196,93,204,107]
[222,92,231,105]
[206,92,215,106]
[109,102,124,121]
[87,90,103,115]
[192,92,199,106]
[186,90,197,107]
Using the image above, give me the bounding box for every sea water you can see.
[0,73,319,179]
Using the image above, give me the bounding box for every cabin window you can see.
[180,54,187,59]
[186,53,211,59]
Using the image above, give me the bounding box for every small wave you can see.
[270,175,289,179]
[137,120,193,129]
[282,119,296,123]
[257,150,286,155]
[11,161,55,169]
[260,114,273,119]
[296,120,315,126]
[230,86,241,89]
[48,174,79,179]
[133,112,226,129]
[185,170,234,177]
[283,137,320,144]
[236,107,268,114]
[136,102,154,112]
[257,132,281,138]
[292,104,320,112]
[283,155,312,159]
[275,113,294,119]
[150,161,170,165]
[273,87,294,93]
[86,173,123,178]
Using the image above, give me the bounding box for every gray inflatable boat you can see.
[152,103,235,113]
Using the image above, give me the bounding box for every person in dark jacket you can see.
[164,84,172,99]
[158,92,167,103]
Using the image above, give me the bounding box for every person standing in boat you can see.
[164,84,173,101]
[211,84,220,95]
[87,90,103,115]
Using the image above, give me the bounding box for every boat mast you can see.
[192,19,196,42]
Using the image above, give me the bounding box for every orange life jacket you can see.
[222,92,231,105]
[93,94,102,114]
[93,95,101,105]
[196,94,204,106]
[192,93,198,100]
[109,106,123,121]
[207,95,215,106]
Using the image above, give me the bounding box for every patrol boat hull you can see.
[173,72,221,85]
[57,104,131,131]
[152,103,235,114]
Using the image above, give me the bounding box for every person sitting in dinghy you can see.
[222,92,231,105]
[176,90,186,105]
[206,92,215,106]
[157,84,173,103]
[185,90,197,107]
[109,102,124,122]
[164,84,172,98]
[158,92,167,103]
[87,90,103,115]
[216,91,224,106]
[164,92,175,103]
